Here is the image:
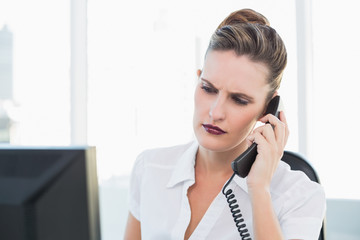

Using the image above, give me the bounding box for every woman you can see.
[125,9,325,240]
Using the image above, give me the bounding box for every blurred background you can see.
[0,0,359,239]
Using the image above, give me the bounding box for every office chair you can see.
[281,151,326,240]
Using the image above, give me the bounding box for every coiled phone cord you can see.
[222,173,252,240]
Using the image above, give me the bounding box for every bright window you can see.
[0,0,71,145]
[312,0,360,199]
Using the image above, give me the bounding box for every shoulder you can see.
[271,161,325,200]
[271,161,326,218]
[270,161,326,237]
[129,141,196,191]
[135,141,195,168]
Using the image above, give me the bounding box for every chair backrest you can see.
[281,151,325,240]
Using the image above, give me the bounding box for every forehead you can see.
[202,50,269,93]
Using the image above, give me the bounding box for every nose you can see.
[209,96,226,122]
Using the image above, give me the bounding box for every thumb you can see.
[246,135,255,147]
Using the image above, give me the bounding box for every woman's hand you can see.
[246,111,289,192]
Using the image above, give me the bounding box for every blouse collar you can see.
[166,141,248,193]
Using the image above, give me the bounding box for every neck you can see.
[195,143,248,178]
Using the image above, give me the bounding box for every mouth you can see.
[202,124,227,135]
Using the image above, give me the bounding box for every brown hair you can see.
[206,9,287,102]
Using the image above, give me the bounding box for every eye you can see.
[201,83,217,94]
[231,95,249,105]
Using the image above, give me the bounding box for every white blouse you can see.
[129,141,326,240]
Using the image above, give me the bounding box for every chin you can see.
[195,131,235,153]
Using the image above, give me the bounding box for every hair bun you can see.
[217,9,270,30]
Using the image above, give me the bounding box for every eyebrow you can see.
[200,78,255,102]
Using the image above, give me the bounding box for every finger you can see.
[279,111,290,144]
[263,123,277,143]
[272,111,289,147]
[259,113,284,137]
[246,134,254,147]
[259,113,287,147]
[259,113,279,126]
[252,123,276,144]
[251,131,268,148]
[279,110,287,124]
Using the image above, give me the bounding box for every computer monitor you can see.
[0,146,101,240]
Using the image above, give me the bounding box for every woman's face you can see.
[193,50,270,153]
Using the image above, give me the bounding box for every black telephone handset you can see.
[231,95,281,178]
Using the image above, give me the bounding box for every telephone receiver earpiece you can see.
[231,95,281,178]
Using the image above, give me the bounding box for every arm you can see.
[247,111,323,239]
[249,187,284,240]
[125,152,145,240]
[246,111,289,239]
[124,212,141,240]
[250,190,303,240]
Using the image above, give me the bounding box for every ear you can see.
[196,69,202,78]
[271,91,278,99]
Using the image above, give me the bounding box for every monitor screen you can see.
[0,146,101,240]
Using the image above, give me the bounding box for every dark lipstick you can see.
[202,124,227,135]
